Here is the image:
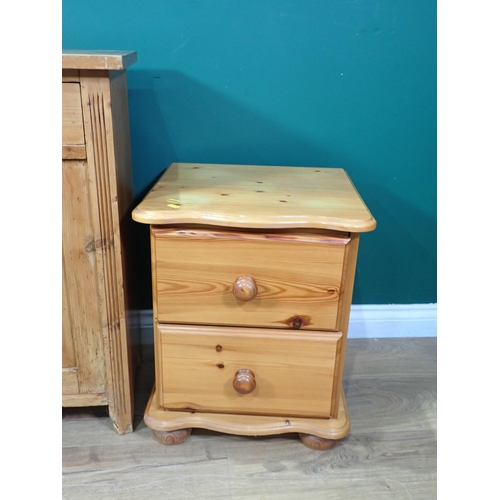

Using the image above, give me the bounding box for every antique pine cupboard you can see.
[132,163,376,449]
[62,50,139,434]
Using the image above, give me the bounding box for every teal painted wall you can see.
[63,0,436,308]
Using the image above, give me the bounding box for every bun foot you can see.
[299,433,338,450]
[152,428,192,445]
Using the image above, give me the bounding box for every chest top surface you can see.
[132,163,376,232]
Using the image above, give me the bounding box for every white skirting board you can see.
[139,304,436,344]
[347,304,436,339]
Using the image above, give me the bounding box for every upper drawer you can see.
[152,227,349,331]
[62,82,86,159]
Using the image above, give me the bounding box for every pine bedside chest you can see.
[132,163,376,450]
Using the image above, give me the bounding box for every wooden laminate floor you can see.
[62,337,437,500]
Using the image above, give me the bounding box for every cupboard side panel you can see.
[62,159,106,396]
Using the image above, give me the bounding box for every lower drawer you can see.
[158,323,341,418]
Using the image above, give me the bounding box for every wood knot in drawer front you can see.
[215,344,223,352]
[280,315,312,329]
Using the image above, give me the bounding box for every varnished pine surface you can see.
[153,227,348,331]
[157,324,341,419]
[132,163,376,232]
[62,338,436,499]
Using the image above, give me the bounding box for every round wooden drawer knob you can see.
[233,369,256,394]
[233,276,258,302]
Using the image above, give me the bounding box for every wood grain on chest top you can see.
[132,163,376,232]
